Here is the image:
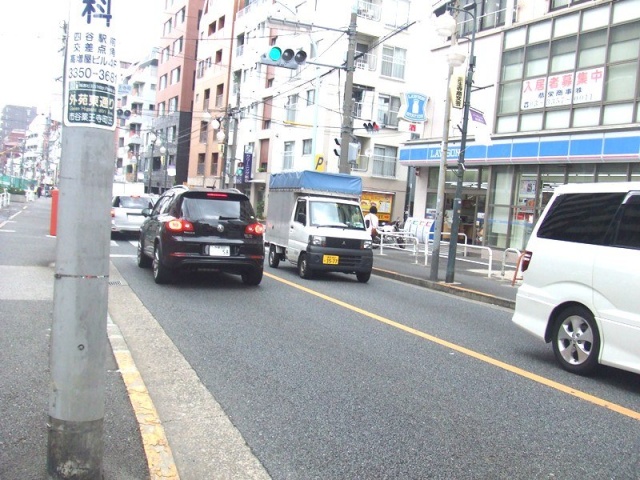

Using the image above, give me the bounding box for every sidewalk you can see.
[0,199,518,479]
[372,243,519,310]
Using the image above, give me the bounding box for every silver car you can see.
[111,195,156,236]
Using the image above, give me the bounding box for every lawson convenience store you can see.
[399,130,640,250]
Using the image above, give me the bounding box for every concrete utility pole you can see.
[47,3,118,478]
[338,9,358,174]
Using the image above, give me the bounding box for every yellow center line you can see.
[265,271,640,422]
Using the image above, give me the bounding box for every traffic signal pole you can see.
[338,10,358,174]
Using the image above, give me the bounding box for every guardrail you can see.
[378,232,420,263]
[0,191,10,208]
[500,248,521,279]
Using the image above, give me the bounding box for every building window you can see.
[302,139,312,155]
[169,96,178,113]
[200,121,208,143]
[197,153,205,175]
[382,0,410,28]
[219,15,225,29]
[459,0,509,34]
[372,145,397,178]
[216,84,224,107]
[173,36,183,56]
[162,47,170,63]
[285,94,298,122]
[177,7,186,24]
[208,21,216,36]
[381,46,406,80]
[203,88,210,111]
[163,18,172,36]
[550,0,590,11]
[283,141,294,170]
[215,49,223,64]
[306,89,315,106]
[211,152,219,176]
[170,67,181,84]
[497,9,640,134]
[377,94,400,127]
[159,74,167,90]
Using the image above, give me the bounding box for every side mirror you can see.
[141,208,151,217]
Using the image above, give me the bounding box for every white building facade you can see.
[115,55,159,184]
[191,0,427,222]
[401,0,640,250]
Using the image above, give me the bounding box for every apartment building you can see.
[188,0,241,189]
[401,0,640,250]
[187,0,425,222]
[147,0,204,193]
[115,55,158,183]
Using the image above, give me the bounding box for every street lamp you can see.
[445,1,477,284]
[430,9,466,281]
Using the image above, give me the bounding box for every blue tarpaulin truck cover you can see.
[269,171,362,196]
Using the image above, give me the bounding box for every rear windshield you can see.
[537,192,625,245]
[118,196,154,209]
[181,195,254,221]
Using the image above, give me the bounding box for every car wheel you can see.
[241,268,263,286]
[356,271,371,283]
[298,253,313,279]
[152,243,172,284]
[268,245,280,268]
[137,241,152,268]
[552,305,600,375]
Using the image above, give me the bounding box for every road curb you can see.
[372,267,516,310]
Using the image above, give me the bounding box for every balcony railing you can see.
[351,154,369,172]
[357,0,381,21]
[355,52,377,71]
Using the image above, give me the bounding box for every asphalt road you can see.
[109,237,640,480]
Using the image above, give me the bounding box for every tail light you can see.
[110,208,115,218]
[245,223,265,236]
[521,250,532,272]
[166,219,195,233]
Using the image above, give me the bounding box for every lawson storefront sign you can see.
[399,132,640,166]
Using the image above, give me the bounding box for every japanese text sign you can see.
[63,0,118,130]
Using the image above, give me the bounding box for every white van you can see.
[512,182,640,376]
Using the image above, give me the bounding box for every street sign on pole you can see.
[63,1,118,131]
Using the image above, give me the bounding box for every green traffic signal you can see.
[261,47,307,69]
[268,46,282,61]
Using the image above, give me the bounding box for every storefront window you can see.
[597,163,629,182]
[487,168,514,248]
[512,169,538,249]
[539,166,565,209]
[632,164,640,182]
[567,163,595,183]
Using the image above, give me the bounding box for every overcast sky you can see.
[0,0,164,117]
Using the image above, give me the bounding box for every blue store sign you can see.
[400,92,428,123]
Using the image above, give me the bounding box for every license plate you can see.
[323,255,339,265]
[207,245,230,256]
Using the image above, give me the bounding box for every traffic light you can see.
[363,122,379,133]
[260,46,307,69]
[116,109,131,119]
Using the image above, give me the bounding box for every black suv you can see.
[137,186,265,285]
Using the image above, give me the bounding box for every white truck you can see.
[265,171,374,283]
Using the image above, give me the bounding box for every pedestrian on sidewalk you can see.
[364,205,379,240]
